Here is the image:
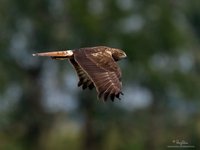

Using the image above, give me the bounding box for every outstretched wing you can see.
[73,47,123,101]
[69,58,94,90]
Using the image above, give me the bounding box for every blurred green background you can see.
[0,0,200,150]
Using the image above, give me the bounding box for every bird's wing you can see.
[69,58,94,90]
[73,47,123,101]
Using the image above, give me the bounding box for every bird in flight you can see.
[33,46,127,101]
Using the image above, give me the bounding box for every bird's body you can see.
[33,46,127,101]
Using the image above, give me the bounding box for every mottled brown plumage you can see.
[33,46,127,101]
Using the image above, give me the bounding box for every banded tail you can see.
[32,50,74,59]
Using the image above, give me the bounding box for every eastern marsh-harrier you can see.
[33,46,127,101]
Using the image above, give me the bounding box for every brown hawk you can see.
[33,46,127,101]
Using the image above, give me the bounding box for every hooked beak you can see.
[122,53,127,59]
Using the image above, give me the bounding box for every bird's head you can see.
[111,48,127,61]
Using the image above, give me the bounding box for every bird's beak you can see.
[122,53,127,59]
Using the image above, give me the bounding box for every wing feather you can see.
[73,47,123,101]
[69,58,94,90]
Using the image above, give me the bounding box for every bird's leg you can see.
[32,50,74,59]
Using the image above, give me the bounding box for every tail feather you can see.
[32,50,73,59]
